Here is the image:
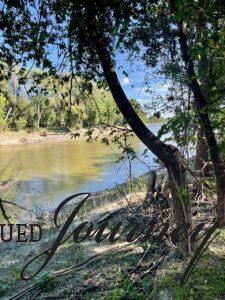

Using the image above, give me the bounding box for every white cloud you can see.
[122,77,131,86]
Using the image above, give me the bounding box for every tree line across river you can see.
[0,68,164,131]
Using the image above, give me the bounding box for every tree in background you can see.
[0,67,128,130]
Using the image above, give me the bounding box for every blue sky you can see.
[115,51,170,115]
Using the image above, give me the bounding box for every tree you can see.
[63,1,193,254]
[121,0,225,227]
[0,0,193,255]
[129,99,148,123]
[169,1,225,227]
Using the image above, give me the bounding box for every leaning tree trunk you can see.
[85,21,193,255]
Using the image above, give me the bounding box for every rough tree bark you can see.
[195,128,210,176]
[85,21,193,255]
[195,21,210,177]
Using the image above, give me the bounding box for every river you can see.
[0,124,161,211]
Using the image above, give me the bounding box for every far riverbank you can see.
[0,127,110,147]
[0,122,164,147]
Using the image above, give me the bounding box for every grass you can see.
[1,180,224,299]
[151,261,225,300]
[1,225,225,299]
[150,229,225,300]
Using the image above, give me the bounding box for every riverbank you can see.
[0,122,165,147]
[0,180,148,298]
[0,127,109,147]
[0,172,224,299]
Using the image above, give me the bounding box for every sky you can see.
[115,51,170,111]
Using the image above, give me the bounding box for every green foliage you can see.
[15,116,27,130]
[105,278,144,300]
[0,68,144,130]
[179,187,191,204]
[33,271,57,291]
[130,98,148,123]
[158,110,196,148]
[0,94,6,126]
[10,265,21,283]
[0,279,10,297]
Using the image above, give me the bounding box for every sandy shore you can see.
[0,123,162,147]
[0,127,108,147]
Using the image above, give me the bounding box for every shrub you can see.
[15,117,27,131]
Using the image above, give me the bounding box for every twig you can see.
[140,252,166,279]
[129,245,152,276]
[1,199,33,213]
[0,198,11,224]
